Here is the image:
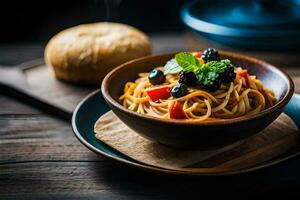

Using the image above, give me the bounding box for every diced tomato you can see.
[239,71,249,86]
[169,101,187,119]
[195,51,202,58]
[146,86,171,102]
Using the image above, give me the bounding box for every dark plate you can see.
[72,89,300,176]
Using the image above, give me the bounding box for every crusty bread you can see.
[45,22,151,85]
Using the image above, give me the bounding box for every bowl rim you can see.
[101,51,294,126]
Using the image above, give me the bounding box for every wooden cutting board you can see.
[23,60,96,113]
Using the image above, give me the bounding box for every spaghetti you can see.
[119,51,276,121]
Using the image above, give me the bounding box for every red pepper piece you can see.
[239,71,249,86]
[169,101,187,119]
[195,51,202,58]
[146,86,171,102]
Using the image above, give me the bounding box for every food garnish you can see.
[201,48,220,63]
[169,101,187,119]
[146,86,170,102]
[148,69,166,85]
[164,50,235,91]
[171,83,188,98]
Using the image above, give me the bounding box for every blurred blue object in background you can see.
[181,0,300,50]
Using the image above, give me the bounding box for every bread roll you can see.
[45,22,151,84]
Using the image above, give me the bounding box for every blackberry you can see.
[220,66,236,83]
[204,77,222,92]
[179,71,198,86]
[148,69,165,85]
[201,48,220,63]
[171,83,188,98]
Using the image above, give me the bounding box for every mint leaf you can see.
[164,59,182,75]
[195,59,232,86]
[195,67,219,86]
[175,52,199,72]
[203,59,231,74]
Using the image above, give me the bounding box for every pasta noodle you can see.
[119,66,276,122]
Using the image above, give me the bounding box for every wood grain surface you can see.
[1,33,300,199]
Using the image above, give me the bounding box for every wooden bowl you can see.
[101,52,294,149]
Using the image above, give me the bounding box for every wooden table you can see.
[1,33,300,199]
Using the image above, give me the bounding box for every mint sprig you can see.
[164,59,182,75]
[175,52,199,72]
[163,52,199,74]
[201,59,231,73]
[164,52,233,87]
[195,59,232,86]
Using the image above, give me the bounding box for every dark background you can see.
[0,0,185,43]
